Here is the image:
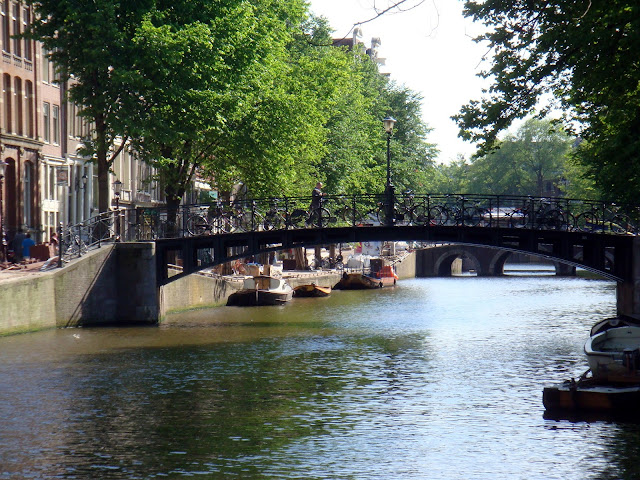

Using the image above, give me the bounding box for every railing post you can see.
[57,222,63,268]
[115,208,121,242]
[385,184,395,227]
[352,195,357,227]
[77,224,82,257]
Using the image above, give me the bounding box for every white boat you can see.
[584,326,640,381]
[227,275,293,306]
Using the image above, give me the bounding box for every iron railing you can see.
[51,193,640,268]
[124,193,640,239]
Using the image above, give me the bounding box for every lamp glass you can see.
[383,116,396,134]
[113,179,123,195]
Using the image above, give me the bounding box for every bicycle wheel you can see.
[186,214,210,235]
[462,207,484,227]
[310,207,332,228]
[411,205,429,226]
[539,210,563,230]
[263,211,284,230]
[217,213,235,234]
[574,211,599,233]
[509,210,528,228]
[286,209,308,229]
[428,205,448,226]
[609,214,634,234]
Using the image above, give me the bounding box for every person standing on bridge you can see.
[307,182,324,226]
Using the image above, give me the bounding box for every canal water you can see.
[1,269,639,479]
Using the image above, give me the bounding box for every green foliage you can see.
[383,84,439,193]
[436,118,577,197]
[468,118,572,196]
[454,0,640,204]
[26,1,438,209]
[25,0,154,212]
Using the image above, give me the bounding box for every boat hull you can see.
[334,272,395,290]
[293,284,331,297]
[584,326,640,381]
[258,289,293,305]
[226,275,293,306]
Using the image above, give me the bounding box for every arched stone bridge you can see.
[417,244,578,277]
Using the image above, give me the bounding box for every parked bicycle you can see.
[186,200,236,235]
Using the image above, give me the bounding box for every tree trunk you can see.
[294,247,306,270]
[165,196,181,237]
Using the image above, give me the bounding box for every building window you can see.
[42,48,50,83]
[3,73,10,133]
[14,76,22,135]
[68,101,77,138]
[25,80,33,137]
[24,162,33,227]
[22,7,30,61]
[51,48,60,86]
[11,3,19,57]
[48,164,55,200]
[1,1,9,53]
[52,104,59,144]
[43,101,50,142]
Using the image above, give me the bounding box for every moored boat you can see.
[227,275,293,306]
[334,272,387,289]
[584,326,640,382]
[335,260,398,290]
[293,284,331,297]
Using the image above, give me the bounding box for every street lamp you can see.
[113,179,122,209]
[382,117,396,226]
[0,160,6,263]
[113,179,122,241]
[383,117,396,190]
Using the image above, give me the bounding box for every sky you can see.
[308,0,491,163]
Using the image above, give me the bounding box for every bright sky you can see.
[308,0,490,163]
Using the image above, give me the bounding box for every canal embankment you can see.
[0,243,416,335]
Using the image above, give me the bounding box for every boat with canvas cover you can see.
[293,284,331,297]
[227,275,293,306]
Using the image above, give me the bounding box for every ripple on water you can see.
[1,273,635,479]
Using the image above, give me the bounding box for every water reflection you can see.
[2,272,640,479]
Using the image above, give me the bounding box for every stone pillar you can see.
[554,261,576,276]
[115,242,159,323]
[617,237,640,320]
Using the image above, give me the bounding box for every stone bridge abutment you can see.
[415,245,577,277]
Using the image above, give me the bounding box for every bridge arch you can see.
[433,248,483,276]
[148,223,639,318]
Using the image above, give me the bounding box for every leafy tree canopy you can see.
[454,0,640,204]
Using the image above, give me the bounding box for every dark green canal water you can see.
[2,270,640,479]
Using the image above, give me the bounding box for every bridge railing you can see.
[54,194,640,261]
[118,194,640,239]
[57,211,118,265]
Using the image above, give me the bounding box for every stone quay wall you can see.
[0,246,417,335]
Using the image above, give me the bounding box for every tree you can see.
[25,0,154,213]
[383,84,438,194]
[430,157,471,194]
[453,0,640,204]
[130,1,308,222]
[468,118,571,196]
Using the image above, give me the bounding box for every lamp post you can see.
[0,160,7,263]
[113,179,122,241]
[382,116,396,226]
